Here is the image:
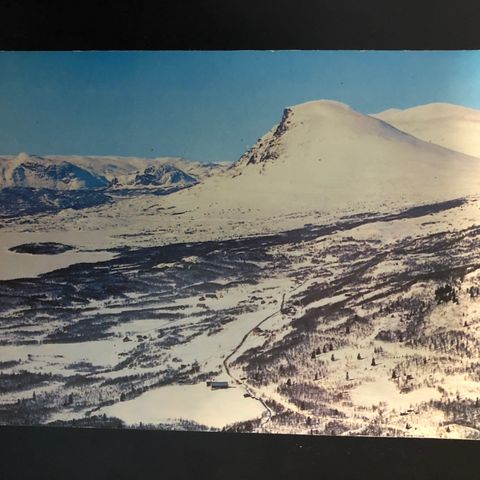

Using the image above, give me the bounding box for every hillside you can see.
[372,103,480,159]
[165,100,480,218]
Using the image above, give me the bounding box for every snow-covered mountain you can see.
[7,99,480,439]
[116,164,198,188]
[0,153,225,217]
[48,155,224,183]
[0,153,109,190]
[372,103,480,159]
[168,100,480,217]
[5,99,480,249]
[0,153,223,191]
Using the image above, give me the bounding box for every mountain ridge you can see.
[164,99,480,220]
[0,153,224,191]
[372,102,480,158]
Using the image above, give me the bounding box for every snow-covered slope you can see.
[372,103,480,159]
[168,100,480,216]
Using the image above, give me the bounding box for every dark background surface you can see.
[1,0,480,478]
[1,0,480,50]
[1,425,480,480]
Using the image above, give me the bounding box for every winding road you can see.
[222,308,279,428]
[222,282,309,430]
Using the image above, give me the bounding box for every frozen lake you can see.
[0,249,116,280]
[99,382,266,429]
[0,231,116,280]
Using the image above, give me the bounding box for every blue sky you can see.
[1,51,480,162]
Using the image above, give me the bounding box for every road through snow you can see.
[222,283,309,430]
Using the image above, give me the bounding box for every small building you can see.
[210,381,229,389]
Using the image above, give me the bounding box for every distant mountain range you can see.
[0,154,227,217]
[0,153,224,191]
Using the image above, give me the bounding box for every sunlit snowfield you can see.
[3,100,480,439]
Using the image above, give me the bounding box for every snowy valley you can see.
[2,100,480,439]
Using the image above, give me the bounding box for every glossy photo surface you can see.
[2,51,480,439]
